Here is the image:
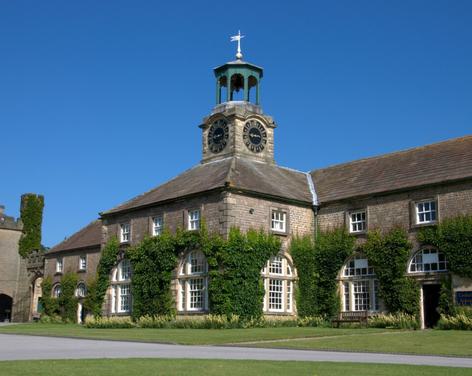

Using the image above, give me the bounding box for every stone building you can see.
[44,53,472,328]
[0,203,44,322]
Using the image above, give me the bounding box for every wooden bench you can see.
[331,311,368,327]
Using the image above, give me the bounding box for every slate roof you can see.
[48,220,102,254]
[102,157,314,216]
[311,135,472,203]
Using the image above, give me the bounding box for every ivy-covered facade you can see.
[42,53,472,328]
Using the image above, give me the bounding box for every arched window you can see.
[340,254,380,312]
[76,282,87,298]
[178,250,208,312]
[110,259,132,314]
[261,256,295,313]
[409,248,447,273]
[52,284,62,298]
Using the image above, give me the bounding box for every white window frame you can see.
[76,282,87,298]
[341,254,380,313]
[120,223,131,243]
[409,248,447,273]
[110,260,132,314]
[188,210,200,231]
[56,258,63,273]
[261,256,295,314]
[79,255,87,271]
[415,200,437,225]
[178,250,208,312]
[349,210,366,233]
[52,284,62,298]
[152,216,164,236]
[271,210,287,233]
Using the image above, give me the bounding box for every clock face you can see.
[243,119,267,153]
[207,119,229,153]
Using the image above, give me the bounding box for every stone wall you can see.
[317,179,472,249]
[44,246,101,287]
[0,215,31,322]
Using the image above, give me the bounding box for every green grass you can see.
[1,324,471,357]
[0,323,386,345]
[253,330,472,357]
[0,359,470,376]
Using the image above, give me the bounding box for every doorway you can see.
[0,294,13,322]
[423,284,440,328]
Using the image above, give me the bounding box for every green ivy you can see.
[58,272,79,322]
[84,237,121,317]
[127,231,179,318]
[363,228,419,315]
[18,194,44,258]
[40,276,58,316]
[291,229,355,317]
[438,275,456,316]
[314,228,355,317]
[290,236,317,317]
[206,228,280,319]
[418,215,472,278]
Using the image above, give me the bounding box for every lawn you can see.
[0,324,471,357]
[254,329,472,357]
[0,359,470,376]
[0,323,386,345]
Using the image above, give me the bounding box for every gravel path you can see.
[0,334,471,368]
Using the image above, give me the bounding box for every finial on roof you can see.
[230,30,244,60]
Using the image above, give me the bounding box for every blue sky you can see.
[1,1,471,247]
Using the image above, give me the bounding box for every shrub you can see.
[38,314,63,324]
[84,316,135,329]
[368,313,419,329]
[297,315,329,327]
[86,314,329,329]
[437,313,472,330]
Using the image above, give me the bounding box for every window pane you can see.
[269,279,283,311]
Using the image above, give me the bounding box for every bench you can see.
[331,311,368,327]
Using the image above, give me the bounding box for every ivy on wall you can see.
[84,237,120,317]
[291,229,355,317]
[206,228,280,319]
[40,276,58,316]
[40,273,78,322]
[18,193,44,258]
[127,231,179,318]
[314,229,355,317]
[58,272,79,322]
[290,236,317,317]
[87,223,280,320]
[418,214,472,279]
[363,228,419,315]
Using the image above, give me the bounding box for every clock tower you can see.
[200,42,276,165]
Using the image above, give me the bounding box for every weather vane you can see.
[230,30,245,60]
